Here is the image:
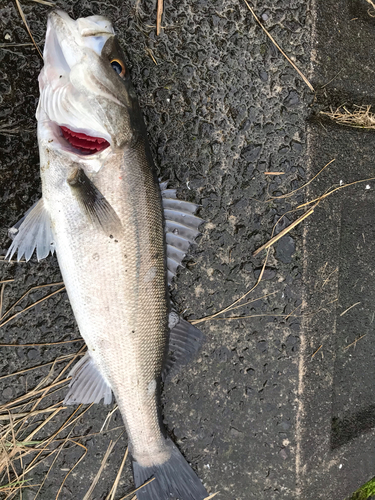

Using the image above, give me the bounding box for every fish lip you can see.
[47,10,76,41]
[41,13,70,77]
[45,10,115,66]
[44,10,76,69]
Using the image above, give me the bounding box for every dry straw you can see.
[242,0,314,92]
[321,105,375,129]
[366,0,375,16]
[14,0,43,58]
[157,0,163,35]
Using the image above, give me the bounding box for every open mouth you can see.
[60,126,110,155]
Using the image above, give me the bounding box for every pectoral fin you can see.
[162,312,205,381]
[6,198,55,262]
[64,351,112,405]
[68,168,122,236]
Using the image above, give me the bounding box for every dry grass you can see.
[344,334,367,350]
[30,0,55,5]
[0,337,136,499]
[321,105,375,129]
[252,161,375,259]
[252,205,316,257]
[0,354,84,498]
[191,159,375,326]
[266,159,336,202]
[0,278,91,498]
[14,0,43,59]
[0,281,65,329]
[366,0,375,16]
[83,440,118,500]
[241,0,314,92]
[156,0,163,35]
[340,302,361,317]
[310,344,322,359]
[190,160,334,325]
[106,447,128,500]
[191,246,274,325]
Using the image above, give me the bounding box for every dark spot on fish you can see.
[59,75,62,78]
[153,253,159,259]
[109,234,113,239]
[132,330,135,333]
[114,239,118,243]
[124,254,127,258]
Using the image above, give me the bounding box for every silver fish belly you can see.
[7,9,208,500]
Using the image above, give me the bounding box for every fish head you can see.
[37,10,143,165]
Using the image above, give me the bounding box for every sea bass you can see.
[7,10,208,500]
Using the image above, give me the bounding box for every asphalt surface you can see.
[1,0,374,499]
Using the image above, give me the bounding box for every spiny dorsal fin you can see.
[160,181,203,285]
[6,198,55,262]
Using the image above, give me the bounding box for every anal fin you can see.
[64,352,112,405]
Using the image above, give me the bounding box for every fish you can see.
[6,10,208,500]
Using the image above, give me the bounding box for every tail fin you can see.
[132,438,208,500]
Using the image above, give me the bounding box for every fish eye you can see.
[110,59,125,78]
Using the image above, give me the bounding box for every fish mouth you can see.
[36,10,114,158]
[60,126,110,155]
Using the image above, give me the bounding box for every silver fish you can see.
[7,10,208,500]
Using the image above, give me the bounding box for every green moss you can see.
[348,477,375,500]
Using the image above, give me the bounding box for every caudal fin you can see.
[132,438,208,500]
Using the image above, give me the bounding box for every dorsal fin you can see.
[160,181,203,285]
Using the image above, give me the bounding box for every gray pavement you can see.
[0,0,375,499]
[298,0,375,498]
